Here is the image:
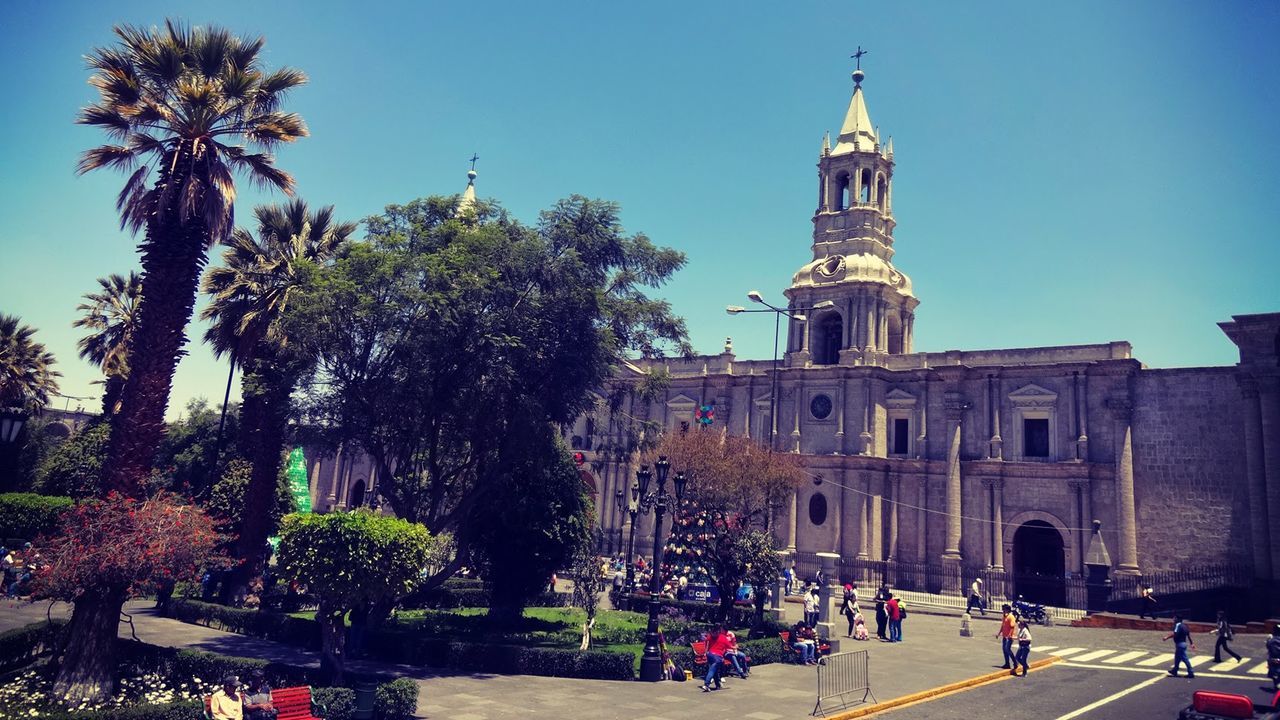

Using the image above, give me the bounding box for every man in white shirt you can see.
[966,578,986,616]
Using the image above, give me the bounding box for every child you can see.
[854,610,869,640]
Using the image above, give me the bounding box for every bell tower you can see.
[785,56,919,367]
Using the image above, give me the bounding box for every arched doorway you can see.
[813,313,842,365]
[1012,520,1066,606]
[348,479,366,509]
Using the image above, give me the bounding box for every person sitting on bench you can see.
[792,621,818,665]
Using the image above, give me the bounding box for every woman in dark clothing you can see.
[873,584,890,640]
[1211,610,1242,663]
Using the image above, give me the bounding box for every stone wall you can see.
[1131,368,1251,571]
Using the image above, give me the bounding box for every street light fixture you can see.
[0,408,29,445]
[637,455,686,682]
[620,471,643,593]
[725,294,836,450]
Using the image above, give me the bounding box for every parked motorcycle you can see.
[1012,595,1049,625]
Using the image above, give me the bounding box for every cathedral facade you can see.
[572,67,1280,606]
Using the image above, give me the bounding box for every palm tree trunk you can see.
[101,374,126,417]
[102,145,210,497]
[222,356,294,603]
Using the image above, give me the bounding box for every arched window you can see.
[860,173,871,203]
[813,313,843,365]
[836,173,850,210]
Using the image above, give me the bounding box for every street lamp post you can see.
[637,456,687,682]
[726,294,834,451]
[0,408,29,445]
[617,474,642,593]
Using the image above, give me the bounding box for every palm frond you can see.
[77,105,133,139]
[77,145,138,174]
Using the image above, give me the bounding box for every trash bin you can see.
[353,681,377,720]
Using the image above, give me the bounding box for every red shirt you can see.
[707,631,732,656]
[887,598,901,621]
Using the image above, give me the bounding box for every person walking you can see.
[966,578,986,616]
[841,583,858,637]
[1265,625,1280,691]
[887,594,902,642]
[1211,610,1242,663]
[1013,620,1032,677]
[997,604,1017,669]
[1163,614,1197,678]
[874,583,891,640]
[1139,585,1158,619]
[784,563,794,597]
[803,586,821,628]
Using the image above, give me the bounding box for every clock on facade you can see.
[810,393,833,420]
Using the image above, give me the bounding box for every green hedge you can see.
[163,599,321,649]
[374,677,417,720]
[399,581,566,610]
[364,631,634,680]
[311,688,355,720]
[0,619,65,674]
[26,700,206,720]
[0,492,73,541]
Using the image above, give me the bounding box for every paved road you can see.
[5,597,1273,719]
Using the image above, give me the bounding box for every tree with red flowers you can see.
[32,493,224,703]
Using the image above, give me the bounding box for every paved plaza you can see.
[5,598,1274,719]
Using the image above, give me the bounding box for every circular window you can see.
[809,493,828,526]
[810,394,833,420]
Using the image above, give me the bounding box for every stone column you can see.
[786,490,798,552]
[870,475,883,560]
[942,397,969,561]
[987,375,1003,460]
[816,552,842,651]
[857,475,870,560]
[1073,372,1089,461]
[864,294,876,353]
[792,383,802,453]
[887,475,901,561]
[916,477,928,563]
[832,476,844,553]
[325,443,344,508]
[1239,379,1273,579]
[980,479,994,568]
[840,468,858,559]
[991,479,1005,571]
[835,382,846,449]
[1069,480,1089,574]
[860,379,873,455]
[1106,398,1141,575]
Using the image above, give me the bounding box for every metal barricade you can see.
[812,649,876,716]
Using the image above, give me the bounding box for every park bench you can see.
[690,640,735,680]
[1177,689,1280,720]
[204,686,327,720]
[778,631,830,664]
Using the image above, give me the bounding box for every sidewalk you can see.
[1,598,1155,720]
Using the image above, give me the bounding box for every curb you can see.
[826,655,1063,719]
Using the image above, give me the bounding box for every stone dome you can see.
[790,252,914,297]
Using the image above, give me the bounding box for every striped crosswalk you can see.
[1027,643,1276,677]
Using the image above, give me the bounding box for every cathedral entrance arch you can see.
[1012,520,1066,607]
[349,479,366,509]
[813,312,843,365]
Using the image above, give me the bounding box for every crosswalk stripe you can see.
[1209,657,1249,672]
[1048,647,1088,657]
[1103,651,1147,664]
[1247,661,1270,675]
[1187,655,1213,668]
[1033,645,1057,653]
[1137,654,1172,666]
[1071,650,1118,662]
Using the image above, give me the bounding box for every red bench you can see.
[204,686,326,720]
[691,640,735,678]
[779,631,831,664]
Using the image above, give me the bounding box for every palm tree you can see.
[73,272,142,415]
[78,19,307,500]
[202,199,355,600]
[66,20,306,703]
[0,313,61,412]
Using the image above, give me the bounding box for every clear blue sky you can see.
[2,1,1278,418]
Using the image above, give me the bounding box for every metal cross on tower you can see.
[469,153,480,171]
[852,47,868,70]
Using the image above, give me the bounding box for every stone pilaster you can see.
[786,489,798,552]
[856,473,870,560]
[887,475,900,561]
[1106,398,1141,575]
[1238,379,1273,579]
[1069,480,1090,574]
[1256,376,1280,578]
[916,476,928,563]
[942,395,970,562]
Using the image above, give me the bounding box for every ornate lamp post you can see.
[727,294,834,450]
[638,456,688,682]
[618,471,642,593]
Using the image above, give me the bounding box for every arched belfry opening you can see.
[835,172,851,210]
[1012,520,1066,606]
[876,175,887,211]
[859,172,871,204]
[813,312,843,365]
[887,313,904,354]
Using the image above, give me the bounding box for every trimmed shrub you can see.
[0,492,72,541]
[0,619,65,673]
[311,687,356,720]
[399,581,566,610]
[29,700,205,720]
[373,677,417,720]
[163,599,321,649]
[363,630,633,679]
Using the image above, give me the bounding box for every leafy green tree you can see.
[206,458,294,550]
[202,200,354,600]
[35,422,110,498]
[152,398,242,499]
[275,511,434,683]
[467,422,592,627]
[294,195,688,593]
[738,530,784,626]
[73,272,142,415]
